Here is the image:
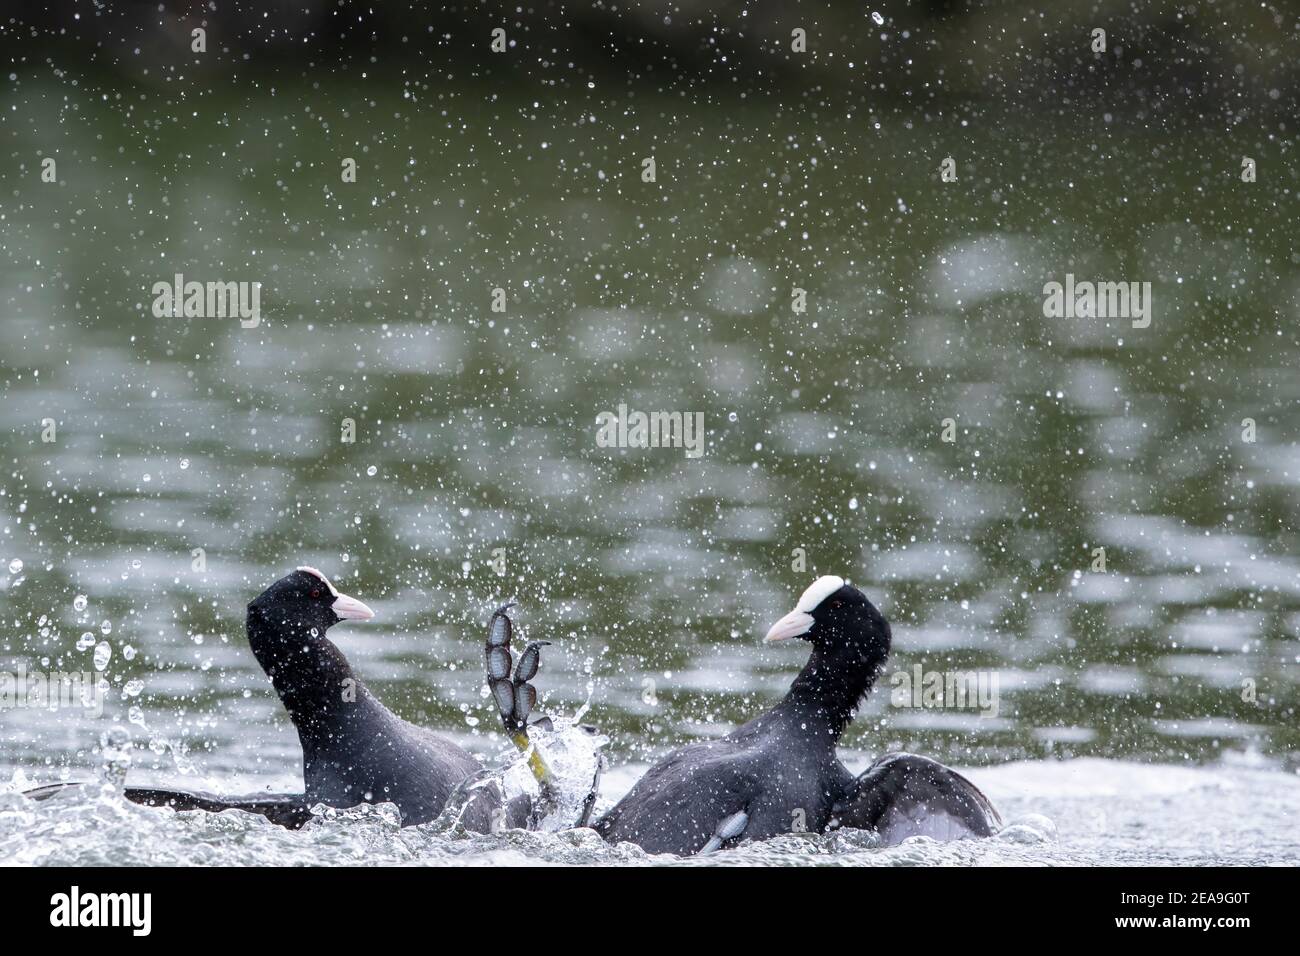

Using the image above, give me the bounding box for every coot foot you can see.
[485,602,558,805]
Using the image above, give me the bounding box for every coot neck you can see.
[774,637,887,741]
[246,609,381,737]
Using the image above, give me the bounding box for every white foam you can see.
[295,566,339,597]
[794,575,845,613]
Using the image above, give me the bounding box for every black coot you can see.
[593,576,1001,854]
[27,568,551,830]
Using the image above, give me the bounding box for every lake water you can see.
[1,75,1297,864]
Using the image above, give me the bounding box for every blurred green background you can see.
[1,2,1297,790]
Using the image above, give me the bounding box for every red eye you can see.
[311,589,322,599]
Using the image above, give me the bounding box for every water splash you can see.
[99,726,133,789]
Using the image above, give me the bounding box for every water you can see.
[1,74,1298,865]
[5,757,1297,866]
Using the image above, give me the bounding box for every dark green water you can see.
[1,75,1297,790]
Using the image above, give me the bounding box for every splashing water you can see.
[432,712,608,836]
[4,759,1298,867]
[508,715,608,833]
[99,726,133,789]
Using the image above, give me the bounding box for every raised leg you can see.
[485,603,559,806]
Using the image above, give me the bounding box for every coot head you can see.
[763,575,890,656]
[247,566,375,636]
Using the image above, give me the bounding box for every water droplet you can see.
[122,645,136,661]
[366,465,378,476]
[7,559,22,574]
[100,620,112,635]
[99,726,132,786]
[728,411,738,422]
[73,594,88,612]
[872,11,885,25]
[93,641,112,671]
[77,632,96,651]
[124,678,144,697]
[180,458,190,470]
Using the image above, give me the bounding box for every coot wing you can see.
[594,741,758,855]
[830,752,1001,844]
[25,781,316,830]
